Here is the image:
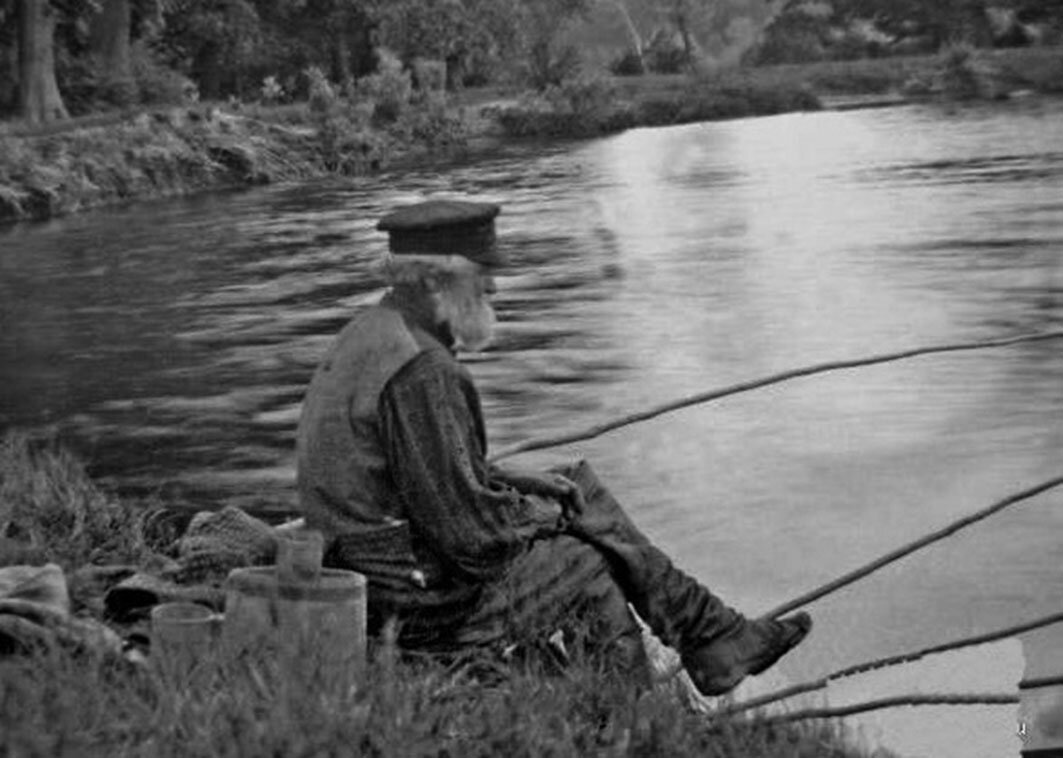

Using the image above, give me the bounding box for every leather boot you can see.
[681,612,812,697]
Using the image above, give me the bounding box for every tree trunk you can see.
[91,0,135,104]
[957,0,993,46]
[2,32,18,113]
[612,0,645,73]
[17,0,68,123]
[333,30,353,94]
[673,8,696,70]
[193,43,222,101]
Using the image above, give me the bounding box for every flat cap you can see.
[377,200,505,266]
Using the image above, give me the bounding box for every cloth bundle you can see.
[0,563,122,657]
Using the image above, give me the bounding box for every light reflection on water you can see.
[2,98,1063,755]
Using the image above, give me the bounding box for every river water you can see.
[2,99,1062,754]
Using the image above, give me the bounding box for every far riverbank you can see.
[2,45,1061,226]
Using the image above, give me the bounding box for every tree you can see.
[375,0,468,65]
[1,0,17,113]
[664,0,700,66]
[608,0,647,72]
[18,0,69,122]
[645,0,770,69]
[373,0,522,88]
[263,0,378,91]
[157,0,262,99]
[831,0,993,49]
[90,0,134,103]
[514,0,593,88]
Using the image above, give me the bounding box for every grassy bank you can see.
[737,44,1063,96]
[492,74,821,139]
[0,76,812,224]
[3,45,1060,225]
[0,434,872,757]
[495,44,1063,138]
[0,636,866,758]
[0,102,445,225]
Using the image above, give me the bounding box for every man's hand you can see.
[492,467,585,523]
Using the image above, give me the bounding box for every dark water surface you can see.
[3,99,1063,751]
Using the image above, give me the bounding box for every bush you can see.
[746,7,831,65]
[609,33,688,75]
[53,42,192,114]
[548,76,614,116]
[131,42,194,107]
[393,93,468,150]
[643,31,690,74]
[304,65,339,117]
[635,78,821,127]
[524,41,583,91]
[362,49,412,125]
[0,434,151,569]
[55,49,105,116]
[938,44,1002,99]
[259,75,284,105]
[496,77,635,139]
[609,50,645,77]
[412,58,446,95]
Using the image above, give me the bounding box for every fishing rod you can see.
[721,608,1063,716]
[489,329,1063,463]
[762,472,1063,620]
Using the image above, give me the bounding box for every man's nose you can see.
[482,276,497,296]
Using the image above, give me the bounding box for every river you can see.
[2,98,1062,755]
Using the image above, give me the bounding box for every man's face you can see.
[437,264,497,351]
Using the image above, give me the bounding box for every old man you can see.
[296,200,810,694]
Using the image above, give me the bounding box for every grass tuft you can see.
[0,432,151,569]
[0,631,873,758]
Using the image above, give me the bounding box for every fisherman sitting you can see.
[295,199,810,695]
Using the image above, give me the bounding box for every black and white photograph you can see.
[1,1,1062,755]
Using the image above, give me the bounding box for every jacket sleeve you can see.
[379,349,535,583]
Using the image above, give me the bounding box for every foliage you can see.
[609,50,646,76]
[512,0,594,89]
[392,93,469,150]
[412,58,447,95]
[155,0,265,100]
[374,0,503,86]
[749,3,832,64]
[131,41,196,106]
[748,0,1063,65]
[6,0,1063,124]
[543,75,620,118]
[259,75,284,104]
[0,434,151,569]
[305,65,339,118]
[0,627,872,758]
[0,107,335,222]
[644,28,693,73]
[360,49,413,125]
[633,74,820,126]
[610,31,689,76]
[937,43,1004,99]
[494,69,824,139]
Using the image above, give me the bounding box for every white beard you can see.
[439,289,496,352]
